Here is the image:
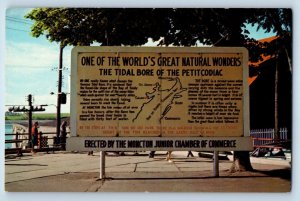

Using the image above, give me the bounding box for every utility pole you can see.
[8,96,46,148]
[56,43,64,139]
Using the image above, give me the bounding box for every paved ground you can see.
[4,151,291,192]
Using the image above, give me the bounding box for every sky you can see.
[4,8,279,114]
[5,8,72,113]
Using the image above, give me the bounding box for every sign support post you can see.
[213,151,219,177]
[100,151,106,179]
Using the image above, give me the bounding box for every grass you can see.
[5,113,70,121]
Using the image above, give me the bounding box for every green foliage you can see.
[25,8,292,75]
[25,8,172,47]
[5,113,27,121]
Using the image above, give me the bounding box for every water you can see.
[5,124,13,148]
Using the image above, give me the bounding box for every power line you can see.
[6,18,34,26]
[8,67,54,69]
[6,27,29,33]
[6,16,33,24]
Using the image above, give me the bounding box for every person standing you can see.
[31,122,39,153]
[187,151,194,157]
[166,151,172,162]
[149,151,155,158]
[60,121,67,150]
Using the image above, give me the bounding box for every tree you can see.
[25,8,291,62]
[25,8,292,172]
[25,8,173,46]
[161,8,291,172]
[248,9,292,143]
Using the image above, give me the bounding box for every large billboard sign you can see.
[67,47,252,151]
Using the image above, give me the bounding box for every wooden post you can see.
[28,94,32,148]
[274,53,280,142]
[213,151,219,177]
[100,151,106,179]
[15,132,19,148]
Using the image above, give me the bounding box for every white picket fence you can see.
[250,128,288,147]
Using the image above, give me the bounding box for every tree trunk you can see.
[274,53,280,142]
[230,151,253,172]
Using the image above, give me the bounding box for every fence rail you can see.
[5,131,68,155]
[250,128,288,147]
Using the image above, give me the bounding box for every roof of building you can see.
[247,36,278,85]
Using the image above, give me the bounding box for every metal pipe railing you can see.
[5,132,70,153]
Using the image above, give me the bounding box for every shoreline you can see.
[5,117,69,127]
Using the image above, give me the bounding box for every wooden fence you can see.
[5,131,66,155]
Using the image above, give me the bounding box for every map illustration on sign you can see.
[132,77,187,123]
[73,47,248,138]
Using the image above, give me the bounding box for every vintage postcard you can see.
[4,6,292,196]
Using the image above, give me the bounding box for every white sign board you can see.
[67,46,252,151]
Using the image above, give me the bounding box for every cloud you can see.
[5,63,70,106]
[5,40,71,111]
[6,41,60,68]
[6,40,72,68]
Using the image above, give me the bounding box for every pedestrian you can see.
[149,151,155,158]
[187,151,194,157]
[60,121,67,150]
[31,121,39,153]
[166,151,172,162]
[149,151,173,162]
